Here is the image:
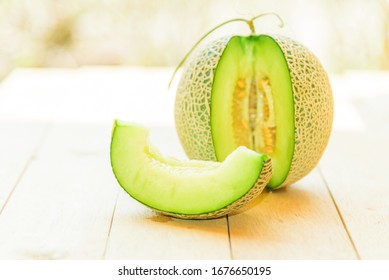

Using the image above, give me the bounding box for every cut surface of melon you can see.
[211,35,294,188]
[110,120,272,219]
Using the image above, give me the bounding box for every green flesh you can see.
[110,120,269,216]
[211,35,294,188]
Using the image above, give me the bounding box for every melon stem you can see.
[168,13,284,90]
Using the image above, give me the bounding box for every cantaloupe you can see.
[175,20,333,188]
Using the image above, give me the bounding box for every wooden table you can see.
[0,67,388,260]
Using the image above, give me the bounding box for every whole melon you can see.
[175,34,333,188]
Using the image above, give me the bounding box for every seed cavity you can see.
[232,75,276,155]
[232,79,251,148]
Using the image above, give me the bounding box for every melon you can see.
[175,22,333,188]
[110,120,272,219]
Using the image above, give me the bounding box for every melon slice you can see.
[110,120,272,219]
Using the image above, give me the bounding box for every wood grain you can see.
[0,124,118,259]
[105,191,230,259]
[319,130,389,259]
[0,121,47,212]
[228,169,358,259]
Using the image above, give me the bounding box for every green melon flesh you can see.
[110,120,271,218]
[211,35,294,188]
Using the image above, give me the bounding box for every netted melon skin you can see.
[175,36,231,161]
[272,35,333,187]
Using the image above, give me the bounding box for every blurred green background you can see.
[0,0,388,80]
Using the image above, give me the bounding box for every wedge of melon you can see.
[110,120,272,219]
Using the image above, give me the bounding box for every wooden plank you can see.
[105,191,230,260]
[228,169,358,259]
[0,124,118,259]
[319,130,389,259]
[0,121,47,212]
[105,126,230,260]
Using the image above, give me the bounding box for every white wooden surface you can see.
[0,67,388,259]
[229,169,358,259]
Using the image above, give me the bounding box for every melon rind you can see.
[272,35,333,186]
[175,36,231,161]
[175,35,333,188]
